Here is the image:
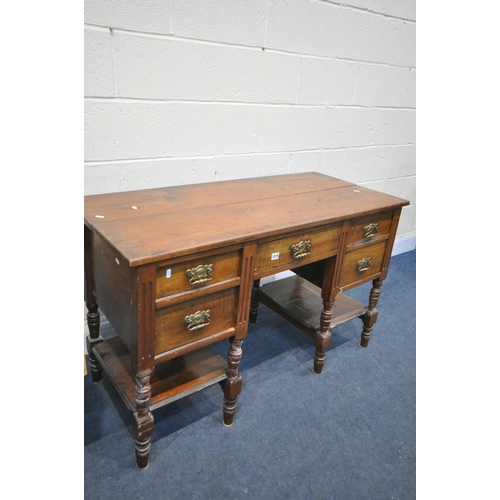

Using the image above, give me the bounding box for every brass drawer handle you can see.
[185,310,211,331]
[186,264,213,285]
[363,223,379,238]
[290,240,312,259]
[357,258,372,272]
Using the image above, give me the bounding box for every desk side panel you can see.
[91,231,135,349]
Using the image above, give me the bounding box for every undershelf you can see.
[93,337,227,412]
[259,275,367,336]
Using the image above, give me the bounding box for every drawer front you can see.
[155,287,238,355]
[346,212,393,247]
[255,226,341,275]
[156,251,241,298]
[339,240,387,288]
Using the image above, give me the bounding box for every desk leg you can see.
[133,368,154,469]
[360,278,382,348]
[223,337,243,426]
[313,300,334,374]
[249,279,260,323]
[85,300,103,383]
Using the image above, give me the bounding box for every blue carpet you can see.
[85,250,415,499]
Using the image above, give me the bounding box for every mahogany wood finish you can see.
[338,240,388,289]
[133,368,154,469]
[254,225,341,277]
[85,172,409,467]
[93,338,227,411]
[249,279,260,324]
[155,287,238,354]
[156,250,241,298]
[360,278,383,348]
[84,225,102,383]
[346,212,394,246]
[223,337,244,426]
[258,276,368,332]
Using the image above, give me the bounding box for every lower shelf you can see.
[93,337,227,412]
[259,275,368,335]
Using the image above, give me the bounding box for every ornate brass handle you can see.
[290,240,312,259]
[186,264,213,285]
[357,258,372,272]
[363,223,379,238]
[185,310,211,331]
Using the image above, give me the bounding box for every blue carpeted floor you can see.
[84,250,415,499]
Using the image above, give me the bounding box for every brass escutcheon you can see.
[186,264,213,285]
[363,223,379,238]
[185,310,211,331]
[357,258,372,272]
[290,240,312,259]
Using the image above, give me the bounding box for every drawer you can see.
[155,287,238,355]
[254,226,341,275]
[339,240,387,288]
[346,212,393,247]
[156,251,241,298]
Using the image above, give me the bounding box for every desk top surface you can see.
[84,172,409,266]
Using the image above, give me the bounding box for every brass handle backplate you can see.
[357,258,372,272]
[185,310,211,331]
[363,223,379,238]
[290,240,312,259]
[186,264,213,285]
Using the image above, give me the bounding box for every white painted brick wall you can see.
[220,47,300,103]
[171,0,268,47]
[84,100,174,160]
[84,0,171,34]
[298,58,359,105]
[114,33,221,100]
[84,0,416,239]
[84,28,114,97]
[172,103,261,156]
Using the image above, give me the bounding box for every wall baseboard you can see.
[391,234,416,256]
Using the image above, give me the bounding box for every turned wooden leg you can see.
[249,279,260,323]
[313,300,334,375]
[360,278,383,348]
[132,369,154,469]
[223,337,243,426]
[85,300,103,383]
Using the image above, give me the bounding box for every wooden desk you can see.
[84,172,409,468]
